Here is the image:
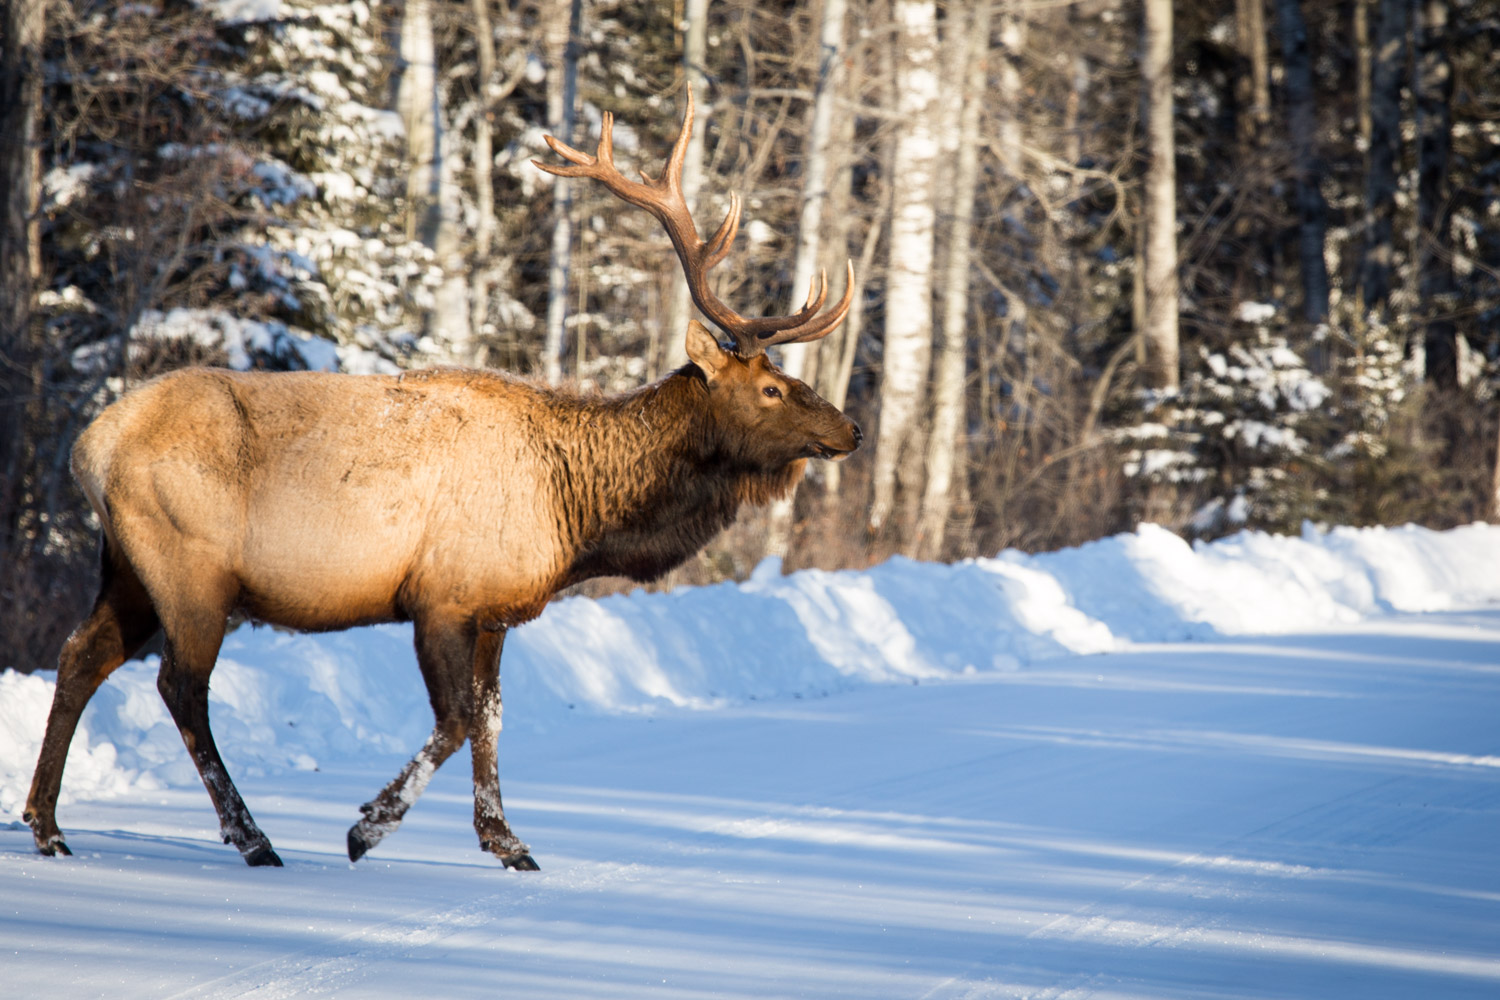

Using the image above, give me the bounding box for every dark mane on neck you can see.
[544,367,798,586]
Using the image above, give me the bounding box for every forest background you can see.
[1,0,1497,673]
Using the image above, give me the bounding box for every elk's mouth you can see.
[806,441,855,461]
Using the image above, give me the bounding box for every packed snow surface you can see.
[3,521,1499,998]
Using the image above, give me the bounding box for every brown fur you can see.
[23,324,859,868]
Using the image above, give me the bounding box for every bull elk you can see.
[24,87,859,869]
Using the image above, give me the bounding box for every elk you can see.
[24,87,859,870]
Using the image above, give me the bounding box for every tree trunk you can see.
[818,105,885,502]
[1354,0,1371,149]
[469,0,497,365]
[543,0,581,384]
[660,0,710,376]
[397,0,472,360]
[1275,0,1331,339]
[1360,0,1408,317]
[0,0,44,543]
[0,0,47,672]
[1141,0,1180,391]
[995,0,1024,179]
[1415,0,1456,388]
[1235,0,1270,146]
[764,0,848,559]
[915,0,990,562]
[867,0,940,537]
[398,0,439,245]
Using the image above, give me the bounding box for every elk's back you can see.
[75,367,567,631]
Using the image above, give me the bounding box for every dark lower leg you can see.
[470,628,535,869]
[347,724,465,861]
[158,644,280,867]
[26,576,158,856]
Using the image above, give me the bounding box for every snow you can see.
[4,521,1500,998]
[208,0,285,25]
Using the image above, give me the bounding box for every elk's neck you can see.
[552,369,802,585]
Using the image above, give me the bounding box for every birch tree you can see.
[915,0,990,561]
[764,0,848,559]
[659,0,710,376]
[542,0,581,383]
[1235,0,1270,146]
[867,0,940,535]
[399,0,474,360]
[467,0,526,364]
[1141,0,1179,391]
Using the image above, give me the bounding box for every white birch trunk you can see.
[1142,0,1180,390]
[468,0,497,364]
[867,0,940,534]
[400,0,472,360]
[543,0,580,384]
[434,152,474,361]
[996,1,1025,178]
[763,0,848,559]
[915,0,990,561]
[661,0,711,375]
[399,0,437,244]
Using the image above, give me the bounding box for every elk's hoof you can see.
[503,852,540,871]
[37,836,72,858]
[244,844,284,867]
[347,825,371,862]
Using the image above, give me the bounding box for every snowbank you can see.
[4,521,1499,816]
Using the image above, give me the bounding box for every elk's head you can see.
[536,85,861,469]
[684,320,861,467]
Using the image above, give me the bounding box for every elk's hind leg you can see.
[347,612,474,862]
[470,626,536,870]
[25,551,160,857]
[155,588,281,867]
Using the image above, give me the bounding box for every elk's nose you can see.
[851,422,864,446]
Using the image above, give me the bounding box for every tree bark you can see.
[1235,0,1270,146]
[660,0,710,376]
[398,0,473,360]
[543,0,581,384]
[915,0,990,561]
[1360,0,1408,317]
[867,0,939,537]
[1275,0,1332,338]
[399,0,439,245]
[0,0,45,554]
[469,0,497,364]
[995,0,1024,179]
[764,0,848,559]
[1141,0,1180,391]
[1415,0,1456,388]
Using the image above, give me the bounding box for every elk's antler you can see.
[534,85,853,359]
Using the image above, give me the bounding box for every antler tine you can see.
[749,260,856,351]
[702,193,741,271]
[535,85,856,359]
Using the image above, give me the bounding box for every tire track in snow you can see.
[159,862,648,1000]
[915,764,1500,1000]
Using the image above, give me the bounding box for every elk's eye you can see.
[762,385,782,399]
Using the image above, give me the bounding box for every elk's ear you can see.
[684,320,733,380]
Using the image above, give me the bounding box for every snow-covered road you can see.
[6,609,1498,999]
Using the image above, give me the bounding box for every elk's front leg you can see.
[471,626,536,870]
[348,613,471,861]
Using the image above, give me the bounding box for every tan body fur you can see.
[25,323,859,868]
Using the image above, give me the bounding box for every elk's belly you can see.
[233,503,418,629]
